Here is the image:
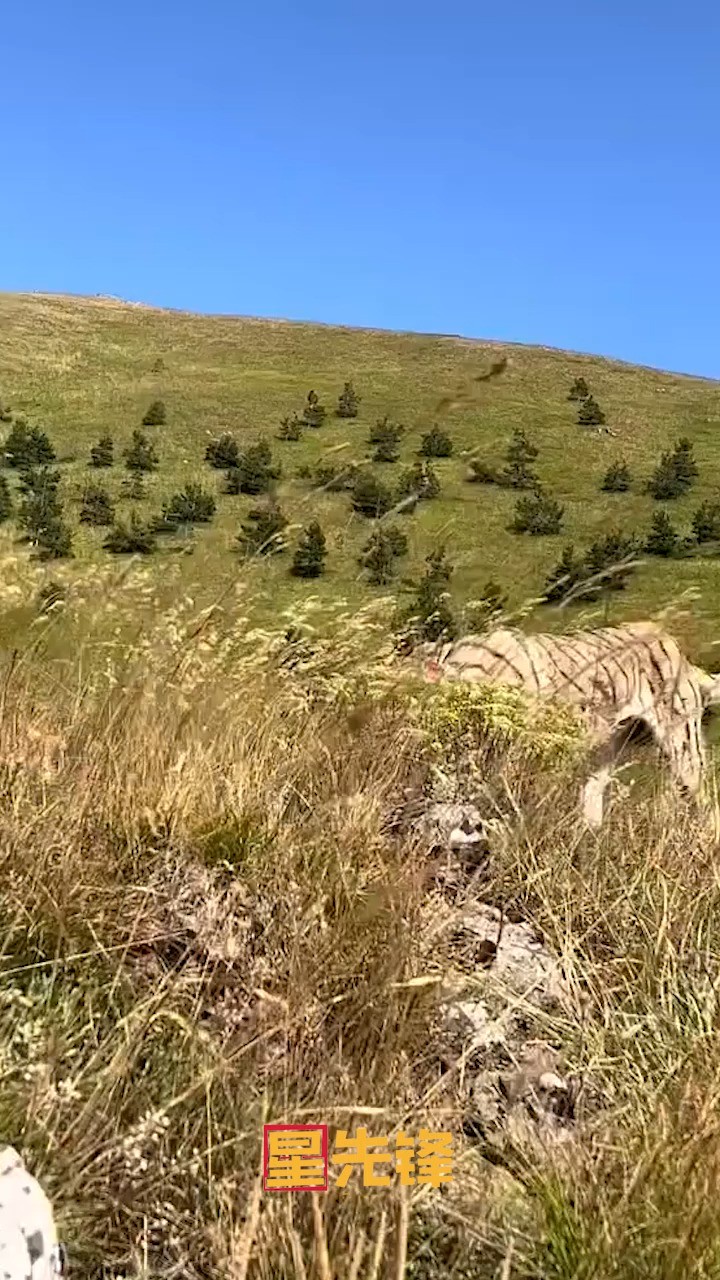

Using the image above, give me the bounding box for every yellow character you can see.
[394,1131,416,1186]
[416,1129,453,1187]
[331,1127,392,1187]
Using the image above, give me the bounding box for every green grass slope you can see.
[2,291,720,649]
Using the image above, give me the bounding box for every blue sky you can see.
[4,0,720,376]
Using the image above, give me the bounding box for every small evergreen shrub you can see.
[601,460,631,492]
[577,396,606,427]
[4,421,56,469]
[205,433,240,470]
[237,502,288,556]
[160,483,216,528]
[351,473,395,518]
[496,429,539,489]
[359,526,408,584]
[692,501,720,545]
[303,391,327,428]
[103,512,158,555]
[510,489,564,535]
[277,415,304,441]
[124,430,159,473]
[419,426,453,458]
[225,439,281,496]
[568,377,590,401]
[336,382,361,419]
[395,547,457,645]
[645,510,679,557]
[646,438,698,500]
[90,435,114,468]
[291,521,327,578]
[396,461,441,502]
[80,483,115,526]
[142,400,166,427]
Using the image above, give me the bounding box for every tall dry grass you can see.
[2,591,720,1279]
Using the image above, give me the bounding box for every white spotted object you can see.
[0,1147,64,1280]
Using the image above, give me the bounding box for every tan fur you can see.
[424,622,720,829]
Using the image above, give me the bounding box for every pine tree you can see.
[18,467,62,540]
[80,483,115,526]
[225,439,281,495]
[506,428,539,466]
[306,461,358,492]
[396,461,441,502]
[577,396,606,427]
[673,437,698,488]
[396,547,456,644]
[582,531,640,597]
[692,501,720,545]
[359,526,408,584]
[601,459,631,493]
[29,426,56,466]
[544,544,586,604]
[277,414,304,441]
[336,382,361,419]
[237,502,288,556]
[373,433,402,463]
[103,511,157,555]
[497,429,539,489]
[645,510,679,557]
[0,474,12,524]
[122,473,148,501]
[205,433,240,470]
[3,419,30,469]
[151,357,165,373]
[368,418,404,461]
[37,518,73,561]
[384,525,409,558]
[17,467,72,559]
[368,417,405,446]
[303,390,327,428]
[4,421,56,469]
[142,400,167,427]
[18,464,60,496]
[510,488,564,535]
[90,434,114,468]
[647,452,683,500]
[647,438,698,500]
[351,473,394,517]
[0,400,12,424]
[124,429,159,473]
[160,483,216,528]
[291,521,327,578]
[419,426,453,458]
[360,533,394,585]
[568,377,590,401]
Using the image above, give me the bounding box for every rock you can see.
[448,904,566,1007]
[410,802,491,860]
[434,899,586,1162]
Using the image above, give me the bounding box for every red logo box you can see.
[263,1124,329,1192]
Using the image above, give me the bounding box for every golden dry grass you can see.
[3,593,720,1278]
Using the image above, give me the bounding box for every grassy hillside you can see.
[2,291,720,653]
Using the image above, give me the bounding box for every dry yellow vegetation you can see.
[3,589,720,1278]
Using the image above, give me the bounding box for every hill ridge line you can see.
[5,290,717,386]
